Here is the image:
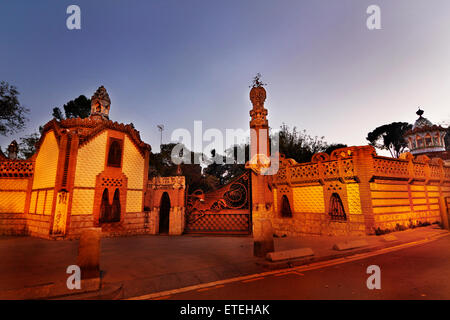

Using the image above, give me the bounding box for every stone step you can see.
[332,239,369,251]
[266,248,314,262]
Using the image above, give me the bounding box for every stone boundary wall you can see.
[370,153,450,231]
[66,212,153,239]
[270,146,450,236]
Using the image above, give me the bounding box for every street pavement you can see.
[0,225,447,299]
[160,235,450,300]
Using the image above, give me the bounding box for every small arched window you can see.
[281,195,292,218]
[110,189,121,222]
[100,188,121,223]
[99,188,110,223]
[329,193,346,221]
[107,139,122,167]
[425,135,432,147]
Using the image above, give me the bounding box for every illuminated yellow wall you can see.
[273,188,277,213]
[71,189,95,215]
[0,178,28,213]
[28,190,54,215]
[27,130,59,218]
[292,186,324,213]
[370,182,442,229]
[126,190,143,212]
[73,131,107,188]
[33,131,59,189]
[122,136,145,190]
[71,131,108,216]
[346,183,362,215]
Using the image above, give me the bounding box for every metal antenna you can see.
[157,124,164,147]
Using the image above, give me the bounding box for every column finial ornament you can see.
[90,85,111,120]
[249,73,268,129]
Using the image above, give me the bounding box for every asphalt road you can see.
[160,236,450,300]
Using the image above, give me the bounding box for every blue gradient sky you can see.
[1,0,449,154]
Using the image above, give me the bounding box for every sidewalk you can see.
[0,225,448,299]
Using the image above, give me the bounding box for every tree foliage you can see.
[7,94,91,159]
[17,126,43,159]
[52,95,91,120]
[250,73,266,88]
[0,81,29,136]
[366,122,412,158]
[148,143,219,193]
[203,145,249,186]
[446,128,450,151]
[273,123,345,163]
[440,120,450,151]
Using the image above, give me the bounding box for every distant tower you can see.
[249,74,269,160]
[90,86,111,120]
[404,108,447,157]
[6,140,18,160]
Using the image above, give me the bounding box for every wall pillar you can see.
[169,206,184,235]
[247,82,274,256]
[438,193,450,230]
[251,173,274,257]
[353,146,376,234]
[150,207,159,234]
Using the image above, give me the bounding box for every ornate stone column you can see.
[247,78,274,257]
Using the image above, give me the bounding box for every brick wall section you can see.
[26,214,51,238]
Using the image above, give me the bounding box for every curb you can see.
[266,248,314,262]
[259,231,449,270]
[54,283,124,300]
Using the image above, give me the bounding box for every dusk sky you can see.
[1,0,449,155]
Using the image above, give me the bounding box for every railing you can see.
[273,148,450,185]
[274,158,354,184]
[373,155,446,182]
[373,157,409,179]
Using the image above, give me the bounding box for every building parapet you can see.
[272,146,450,187]
[0,160,34,178]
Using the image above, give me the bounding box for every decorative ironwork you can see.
[329,193,346,221]
[185,172,251,234]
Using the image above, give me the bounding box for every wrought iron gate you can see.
[185,172,251,234]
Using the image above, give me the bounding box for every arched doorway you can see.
[110,189,121,222]
[99,188,110,223]
[159,192,171,234]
